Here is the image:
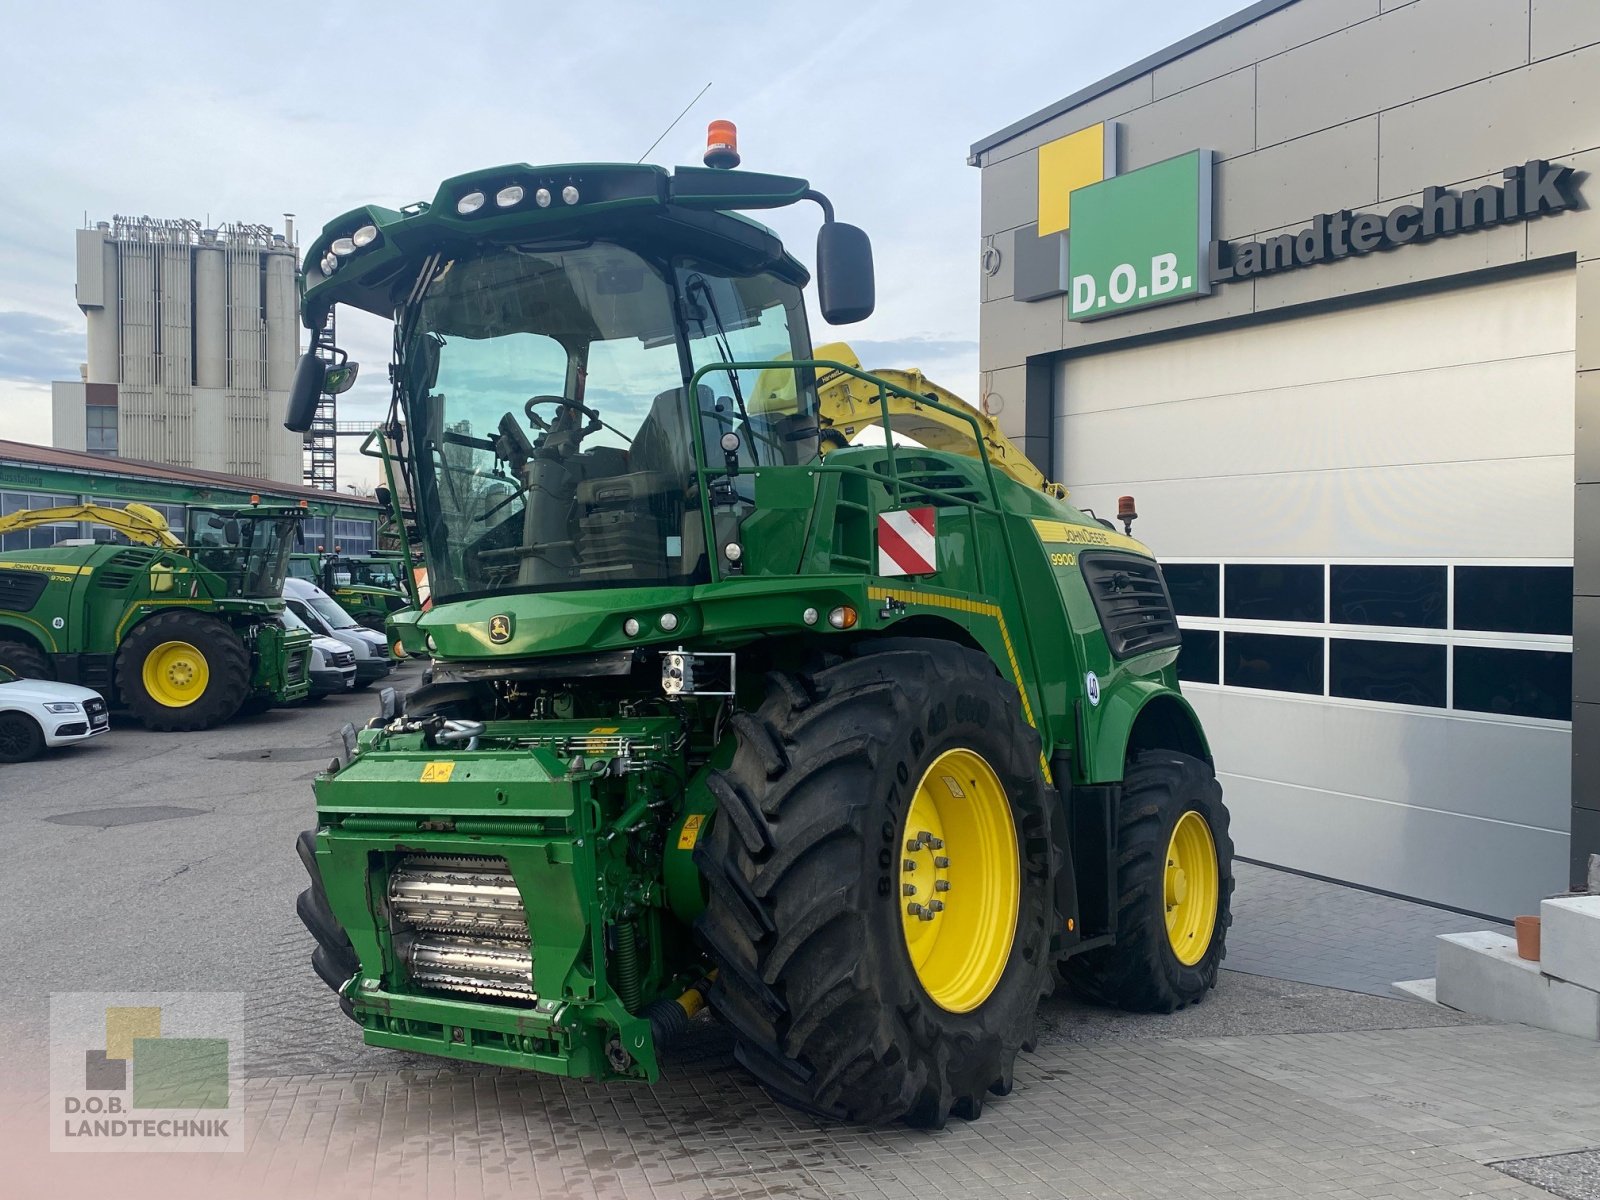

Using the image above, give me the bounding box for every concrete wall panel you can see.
[1577,595,1600,703]
[1531,0,1600,59]
[979,294,1062,373]
[1152,0,1376,98]
[1379,43,1600,199]
[1578,482,1600,594]
[1215,117,1379,240]
[1579,372,1600,486]
[980,236,1014,303]
[979,149,1038,238]
[1578,259,1600,372]
[1256,0,1529,147]
[977,77,1153,167]
[1121,68,1257,171]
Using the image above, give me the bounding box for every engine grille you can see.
[329,648,356,669]
[1080,552,1182,660]
[389,855,534,1002]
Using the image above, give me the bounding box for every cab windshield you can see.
[187,509,298,598]
[400,241,816,601]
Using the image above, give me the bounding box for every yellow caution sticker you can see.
[677,812,706,850]
[420,761,456,783]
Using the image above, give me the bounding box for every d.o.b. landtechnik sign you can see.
[1065,149,1213,322]
[1012,117,1581,321]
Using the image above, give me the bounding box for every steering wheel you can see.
[524,394,602,437]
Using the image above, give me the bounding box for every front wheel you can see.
[0,711,44,763]
[1060,750,1233,1011]
[116,612,251,731]
[696,640,1055,1127]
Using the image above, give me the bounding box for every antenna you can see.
[637,81,713,164]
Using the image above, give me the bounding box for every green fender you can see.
[0,614,58,655]
[1086,678,1211,784]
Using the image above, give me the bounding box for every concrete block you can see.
[1541,895,1600,992]
[1392,977,1439,1004]
[1435,930,1600,1039]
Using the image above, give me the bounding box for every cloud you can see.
[0,309,81,385]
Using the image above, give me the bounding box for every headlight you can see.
[43,702,80,713]
[351,224,379,247]
[331,237,356,256]
[561,185,580,205]
[456,191,485,215]
[495,185,524,208]
[320,252,338,274]
[534,187,552,208]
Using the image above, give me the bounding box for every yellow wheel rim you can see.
[899,748,1019,1013]
[1164,810,1219,966]
[142,640,210,708]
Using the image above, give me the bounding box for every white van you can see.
[283,577,394,690]
[281,607,356,699]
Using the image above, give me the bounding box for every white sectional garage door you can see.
[1055,269,1575,917]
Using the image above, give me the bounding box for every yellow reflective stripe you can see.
[1029,519,1150,555]
[868,586,1053,785]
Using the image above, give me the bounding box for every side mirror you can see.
[816,222,875,325]
[374,485,392,508]
[285,353,325,432]
[223,519,241,544]
[324,361,360,395]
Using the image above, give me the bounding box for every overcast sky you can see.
[0,0,1241,488]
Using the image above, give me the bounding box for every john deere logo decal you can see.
[488,614,513,643]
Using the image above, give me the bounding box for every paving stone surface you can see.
[1226,861,1500,997]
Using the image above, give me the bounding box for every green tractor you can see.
[289,138,1233,1126]
[0,501,313,730]
[290,551,409,631]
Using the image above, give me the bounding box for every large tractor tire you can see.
[695,640,1055,1127]
[1060,750,1233,1012]
[0,639,52,681]
[116,611,251,732]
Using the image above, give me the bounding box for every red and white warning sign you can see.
[877,507,937,577]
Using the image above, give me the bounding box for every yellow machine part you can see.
[0,502,184,549]
[811,342,1067,499]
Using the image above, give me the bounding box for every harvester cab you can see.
[289,126,1232,1128]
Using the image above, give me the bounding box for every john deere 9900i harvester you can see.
[289,130,1233,1127]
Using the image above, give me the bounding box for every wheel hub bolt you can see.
[928,836,944,850]
[906,901,924,916]
[902,859,917,871]
[902,883,918,897]
[916,830,933,846]
[928,900,945,913]
[933,855,950,868]
[905,839,921,853]
[934,880,950,892]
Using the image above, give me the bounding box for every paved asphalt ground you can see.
[2,663,1597,1199]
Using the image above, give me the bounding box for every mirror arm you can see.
[802,189,836,224]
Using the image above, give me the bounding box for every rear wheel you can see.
[116,612,250,731]
[0,711,44,763]
[696,640,1055,1127]
[1060,750,1233,1011]
[0,640,52,681]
